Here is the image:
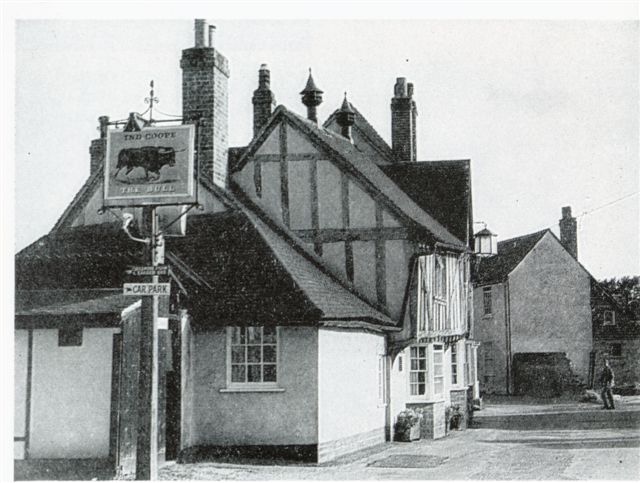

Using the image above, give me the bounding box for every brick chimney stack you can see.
[559,206,578,259]
[89,115,109,175]
[252,64,276,137]
[181,19,230,188]
[391,77,417,162]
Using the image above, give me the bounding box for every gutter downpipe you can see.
[504,280,513,395]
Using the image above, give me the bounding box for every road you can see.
[158,426,639,480]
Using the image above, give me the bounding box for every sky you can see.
[6,4,640,280]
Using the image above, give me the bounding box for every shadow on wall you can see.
[512,352,583,397]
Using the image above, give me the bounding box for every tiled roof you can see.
[16,206,396,331]
[324,103,394,163]
[16,222,143,290]
[472,230,549,286]
[240,106,464,248]
[16,289,135,317]
[380,160,472,246]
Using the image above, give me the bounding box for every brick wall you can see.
[449,388,470,430]
[407,401,445,440]
[390,78,417,162]
[181,47,229,188]
[90,139,106,175]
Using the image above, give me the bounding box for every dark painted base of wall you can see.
[178,444,317,464]
[14,458,115,481]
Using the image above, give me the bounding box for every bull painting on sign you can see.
[103,125,195,207]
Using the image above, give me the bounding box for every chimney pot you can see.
[336,92,355,141]
[98,115,110,139]
[300,69,323,123]
[391,77,418,162]
[208,25,216,48]
[194,19,207,48]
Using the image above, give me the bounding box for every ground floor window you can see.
[433,344,444,396]
[410,346,428,396]
[227,326,278,386]
[408,343,449,400]
[609,342,623,358]
[451,343,459,385]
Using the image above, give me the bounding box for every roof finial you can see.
[336,91,355,141]
[144,79,159,122]
[300,68,323,123]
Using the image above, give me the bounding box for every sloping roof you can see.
[16,222,143,290]
[380,160,472,246]
[166,209,397,329]
[472,229,549,286]
[16,289,135,317]
[235,105,465,249]
[323,103,394,163]
[16,208,396,331]
[50,168,104,232]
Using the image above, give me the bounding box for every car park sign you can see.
[104,125,195,207]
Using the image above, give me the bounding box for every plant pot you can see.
[409,422,421,441]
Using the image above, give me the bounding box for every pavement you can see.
[14,396,640,480]
[159,396,640,480]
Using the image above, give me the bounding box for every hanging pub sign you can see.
[103,125,195,207]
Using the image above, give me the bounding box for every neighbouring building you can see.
[472,207,600,396]
[15,19,479,470]
[591,280,640,389]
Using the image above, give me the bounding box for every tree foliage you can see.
[599,276,640,319]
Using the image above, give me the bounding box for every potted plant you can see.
[446,405,463,431]
[394,409,422,442]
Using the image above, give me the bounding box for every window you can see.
[409,346,428,396]
[228,326,278,385]
[434,256,446,299]
[610,343,622,358]
[603,310,616,326]
[58,327,83,347]
[433,344,445,396]
[398,355,404,372]
[451,343,458,385]
[483,286,492,316]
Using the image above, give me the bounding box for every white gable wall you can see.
[508,232,592,382]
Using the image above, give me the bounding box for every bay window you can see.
[408,343,447,400]
[409,346,428,396]
[451,343,458,385]
[433,344,444,396]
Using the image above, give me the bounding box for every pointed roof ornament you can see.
[300,68,323,122]
[340,92,354,114]
[336,92,355,140]
[300,68,323,95]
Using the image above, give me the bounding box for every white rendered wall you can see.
[29,327,118,458]
[188,326,318,446]
[317,329,386,446]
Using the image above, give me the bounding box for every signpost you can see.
[125,266,170,277]
[104,125,195,207]
[123,283,171,296]
[103,108,196,480]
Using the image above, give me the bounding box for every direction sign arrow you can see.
[123,283,171,296]
[126,265,170,277]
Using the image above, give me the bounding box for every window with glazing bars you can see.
[229,326,278,384]
[409,346,428,396]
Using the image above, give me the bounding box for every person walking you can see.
[600,358,615,410]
